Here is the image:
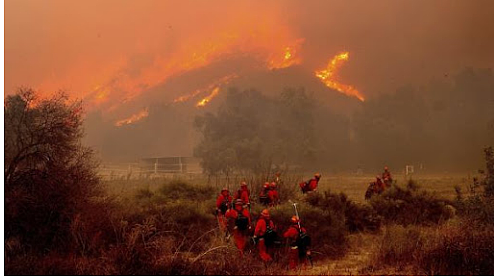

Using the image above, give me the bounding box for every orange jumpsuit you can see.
[216,194,232,232]
[225,208,251,256]
[267,189,279,206]
[308,178,319,191]
[234,188,250,204]
[254,217,275,262]
[283,224,308,270]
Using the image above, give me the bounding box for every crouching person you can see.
[225,199,251,256]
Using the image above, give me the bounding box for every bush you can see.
[4,89,102,254]
[158,179,215,202]
[370,181,454,226]
[306,190,382,232]
[456,147,494,225]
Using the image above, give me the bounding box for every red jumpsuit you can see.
[267,189,279,206]
[308,178,319,191]
[234,188,250,204]
[216,194,232,232]
[283,224,308,270]
[254,217,275,262]
[225,208,251,255]
[375,178,385,193]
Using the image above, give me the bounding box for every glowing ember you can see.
[196,87,220,107]
[315,51,365,102]
[114,108,149,126]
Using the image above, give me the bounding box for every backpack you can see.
[295,227,311,249]
[219,199,230,214]
[236,189,243,200]
[300,181,310,194]
[235,210,249,231]
[259,191,270,205]
[261,219,278,246]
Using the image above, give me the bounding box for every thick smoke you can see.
[5,0,494,170]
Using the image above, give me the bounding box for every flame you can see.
[174,74,237,105]
[114,108,149,126]
[267,39,304,69]
[196,87,220,107]
[173,89,202,103]
[87,31,303,111]
[315,51,365,102]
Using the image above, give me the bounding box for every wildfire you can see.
[315,51,365,102]
[114,108,149,127]
[196,87,220,107]
[267,39,304,70]
[173,89,202,103]
[173,74,237,107]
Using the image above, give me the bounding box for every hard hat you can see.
[314,173,321,178]
[291,215,300,223]
[270,182,277,188]
[235,199,243,205]
[241,181,247,187]
[263,182,270,189]
[261,209,270,217]
[221,187,229,192]
[384,166,389,170]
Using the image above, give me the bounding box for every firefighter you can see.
[300,173,321,194]
[382,166,393,187]
[234,181,250,207]
[283,216,310,270]
[254,209,276,262]
[259,182,271,206]
[225,199,251,256]
[375,176,385,194]
[216,187,232,233]
[268,182,279,206]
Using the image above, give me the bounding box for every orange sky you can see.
[5,0,494,107]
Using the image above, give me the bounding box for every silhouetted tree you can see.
[5,89,100,253]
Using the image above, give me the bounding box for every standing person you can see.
[268,182,280,206]
[375,176,385,194]
[382,166,393,187]
[225,199,251,256]
[216,187,232,233]
[259,182,271,206]
[283,216,311,270]
[254,209,276,263]
[300,173,321,194]
[234,181,250,207]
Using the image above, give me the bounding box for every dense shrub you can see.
[370,181,454,225]
[4,90,103,255]
[158,179,215,201]
[456,147,494,225]
[306,190,382,232]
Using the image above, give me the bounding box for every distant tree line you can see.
[194,68,494,175]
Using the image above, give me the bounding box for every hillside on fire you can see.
[4,0,494,276]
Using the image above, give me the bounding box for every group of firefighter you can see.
[365,166,393,199]
[215,173,322,270]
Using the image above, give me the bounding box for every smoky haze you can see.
[5,0,494,171]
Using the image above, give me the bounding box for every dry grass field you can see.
[103,172,469,202]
